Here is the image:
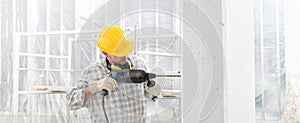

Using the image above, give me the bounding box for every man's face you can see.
[103,52,127,65]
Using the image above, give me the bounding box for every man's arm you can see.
[67,76,118,110]
[66,80,89,110]
[131,56,162,100]
[84,90,92,101]
[66,64,100,110]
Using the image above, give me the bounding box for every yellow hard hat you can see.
[97,25,134,57]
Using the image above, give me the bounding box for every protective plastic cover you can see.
[0,0,183,122]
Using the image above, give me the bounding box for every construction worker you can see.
[66,25,161,123]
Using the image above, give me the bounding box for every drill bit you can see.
[155,74,181,78]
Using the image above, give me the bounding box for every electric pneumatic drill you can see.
[101,69,181,96]
[101,69,156,95]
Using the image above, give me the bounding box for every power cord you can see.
[102,96,109,123]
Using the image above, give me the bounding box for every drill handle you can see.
[146,80,156,87]
[101,89,109,96]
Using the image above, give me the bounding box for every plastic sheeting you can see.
[254,0,286,121]
[1,0,182,122]
[254,0,300,122]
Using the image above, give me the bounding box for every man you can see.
[66,25,161,123]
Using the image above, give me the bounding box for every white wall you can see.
[182,0,224,122]
[223,0,255,123]
[284,0,300,122]
[285,0,300,73]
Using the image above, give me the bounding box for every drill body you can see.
[101,69,156,96]
[109,69,156,83]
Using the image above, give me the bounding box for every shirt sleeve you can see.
[131,55,148,71]
[65,80,88,110]
[130,56,156,99]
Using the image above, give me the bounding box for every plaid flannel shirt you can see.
[66,56,149,123]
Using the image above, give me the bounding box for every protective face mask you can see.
[109,54,132,70]
[111,61,132,70]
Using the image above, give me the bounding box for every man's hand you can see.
[86,77,118,94]
[145,83,161,97]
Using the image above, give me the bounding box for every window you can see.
[254,0,285,121]
[4,0,183,122]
